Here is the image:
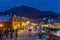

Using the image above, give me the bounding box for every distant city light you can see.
[6,15,9,16]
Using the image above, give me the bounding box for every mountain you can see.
[0,12,4,15]
[2,6,60,19]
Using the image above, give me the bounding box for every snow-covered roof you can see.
[0,16,12,22]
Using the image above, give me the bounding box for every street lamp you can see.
[0,24,3,29]
[0,24,3,31]
[0,24,3,27]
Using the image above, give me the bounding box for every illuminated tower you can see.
[12,15,20,30]
[12,15,17,22]
[17,16,20,22]
[17,16,20,29]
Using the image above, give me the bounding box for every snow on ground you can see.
[4,30,48,40]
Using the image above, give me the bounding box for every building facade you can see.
[0,15,20,31]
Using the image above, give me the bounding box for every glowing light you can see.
[42,24,48,27]
[0,24,3,27]
[31,23,37,26]
[26,21,30,24]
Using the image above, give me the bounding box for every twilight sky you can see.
[0,0,60,13]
